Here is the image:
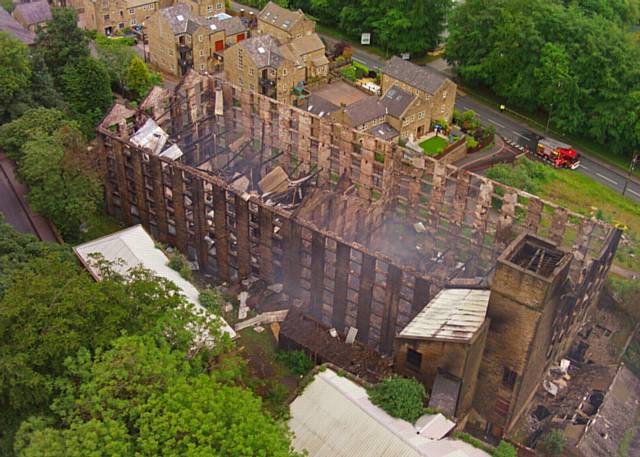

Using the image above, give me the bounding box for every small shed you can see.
[395,288,491,418]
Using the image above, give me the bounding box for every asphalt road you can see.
[230,0,640,201]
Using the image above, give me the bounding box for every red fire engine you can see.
[535,138,581,169]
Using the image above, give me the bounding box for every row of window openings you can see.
[405,349,518,391]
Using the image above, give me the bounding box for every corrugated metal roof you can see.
[289,369,489,457]
[399,289,490,343]
[130,118,169,154]
[74,225,236,340]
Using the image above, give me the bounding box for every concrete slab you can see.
[310,81,370,107]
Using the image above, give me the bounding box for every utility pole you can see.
[545,103,553,134]
[622,152,638,197]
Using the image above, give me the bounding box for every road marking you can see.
[488,118,506,129]
[628,189,640,198]
[512,131,529,140]
[596,173,618,185]
[580,164,590,171]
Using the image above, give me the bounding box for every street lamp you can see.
[622,152,638,197]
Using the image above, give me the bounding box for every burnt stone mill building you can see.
[96,71,620,439]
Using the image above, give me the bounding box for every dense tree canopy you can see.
[0,33,31,120]
[0,110,101,239]
[13,334,298,457]
[0,226,239,455]
[245,0,452,55]
[446,0,640,156]
[61,57,112,136]
[34,8,89,81]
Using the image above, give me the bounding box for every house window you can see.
[128,8,134,14]
[502,367,517,390]
[442,90,447,99]
[198,34,203,42]
[409,114,415,122]
[200,63,205,70]
[130,18,136,25]
[249,67,254,76]
[418,111,425,120]
[149,3,154,8]
[269,68,276,77]
[239,77,244,86]
[296,33,302,38]
[104,14,110,20]
[249,83,255,91]
[199,49,204,56]
[441,105,445,113]
[142,4,147,9]
[216,2,222,8]
[406,348,422,370]
[118,22,124,28]
[207,5,213,12]
[282,68,288,76]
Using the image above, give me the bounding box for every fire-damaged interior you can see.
[96,70,621,434]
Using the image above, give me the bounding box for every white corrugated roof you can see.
[74,225,236,340]
[399,289,490,343]
[159,144,183,160]
[130,118,169,154]
[289,369,489,457]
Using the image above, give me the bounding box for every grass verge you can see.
[486,158,640,273]
[419,136,448,156]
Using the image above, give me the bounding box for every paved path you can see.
[0,153,59,243]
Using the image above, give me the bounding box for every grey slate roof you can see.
[258,1,304,32]
[240,34,284,68]
[0,6,34,44]
[159,5,247,37]
[344,96,387,127]
[366,122,399,141]
[381,85,415,118]
[305,94,339,118]
[159,4,199,35]
[382,56,448,95]
[13,0,51,26]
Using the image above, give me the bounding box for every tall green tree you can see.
[60,57,112,137]
[0,108,73,161]
[34,8,88,81]
[19,127,101,239]
[96,39,137,91]
[126,56,153,101]
[0,32,32,120]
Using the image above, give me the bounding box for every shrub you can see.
[199,289,222,314]
[466,136,479,150]
[542,429,565,456]
[276,350,314,375]
[493,440,517,457]
[368,375,427,423]
[167,251,192,281]
[340,65,357,82]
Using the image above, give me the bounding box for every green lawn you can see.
[420,136,449,156]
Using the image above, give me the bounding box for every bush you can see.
[340,65,357,82]
[167,251,192,281]
[466,136,479,150]
[368,375,427,423]
[486,157,557,195]
[276,350,314,376]
[353,61,369,79]
[493,440,517,457]
[542,429,565,456]
[199,289,222,314]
